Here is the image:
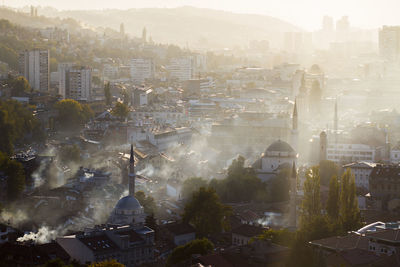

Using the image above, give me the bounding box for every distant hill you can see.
[38,6,301,49]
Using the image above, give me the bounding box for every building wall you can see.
[130,58,155,83]
[174,233,196,246]
[327,143,375,164]
[56,237,95,264]
[19,50,49,92]
[232,233,251,246]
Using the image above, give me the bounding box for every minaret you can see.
[334,98,338,145]
[291,99,299,153]
[288,161,297,229]
[129,144,135,196]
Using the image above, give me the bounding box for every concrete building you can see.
[58,64,92,101]
[326,143,375,164]
[130,58,155,83]
[18,49,49,91]
[342,162,376,191]
[379,26,400,61]
[56,224,154,267]
[369,164,400,202]
[167,57,193,81]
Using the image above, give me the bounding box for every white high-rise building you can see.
[18,49,49,92]
[58,64,91,101]
[130,58,155,83]
[168,57,193,81]
[379,26,400,61]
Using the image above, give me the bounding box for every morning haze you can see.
[0,0,400,266]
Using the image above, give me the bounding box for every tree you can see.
[255,228,294,247]
[319,160,339,186]
[182,177,208,201]
[210,156,268,203]
[340,169,362,231]
[0,152,25,200]
[59,145,81,164]
[54,99,93,129]
[300,167,321,227]
[166,238,214,267]
[121,89,129,105]
[269,167,290,202]
[9,76,31,96]
[135,191,156,214]
[89,259,124,267]
[111,102,129,120]
[104,82,112,106]
[326,175,340,220]
[0,100,43,155]
[183,187,231,237]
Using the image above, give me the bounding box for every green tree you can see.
[183,187,231,237]
[0,152,25,200]
[270,167,290,202]
[340,169,362,232]
[111,102,129,120]
[255,228,294,246]
[166,238,214,267]
[104,82,112,106]
[89,259,124,267]
[135,191,156,214]
[9,76,31,96]
[210,155,268,202]
[182,177,208,201]
[121,89,129,105]
[59,145,81,164]
[319,160,339,186]
[300,167,321,227]
[54,99,92,129]
[326,175,340,220]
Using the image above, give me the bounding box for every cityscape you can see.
[1,1,400,266]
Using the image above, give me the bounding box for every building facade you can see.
[167,57,193,81]
[19,49,49,92]
[130,58,155,83]
[59,64,92,101]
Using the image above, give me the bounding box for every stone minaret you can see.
[129,144,136,196]
[288,161,297,229]
[291,100,299,153]
[334,99,338,145]
[320,131,327,162]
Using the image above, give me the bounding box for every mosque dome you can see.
[115,195,142,211]
[309,64,323,74]
[265,140,295,154]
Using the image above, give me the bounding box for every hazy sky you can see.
[5,0,400,30]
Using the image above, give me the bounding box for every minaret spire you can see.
[291,99,299,153]
[334,98,338,145]
[129,144,135,196]
[289,161,297,229]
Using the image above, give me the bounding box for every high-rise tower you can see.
[334,98,338,145]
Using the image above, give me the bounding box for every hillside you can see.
[39,6,301,49]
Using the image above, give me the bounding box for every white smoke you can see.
[17,226,63,244]
[0,209,28,226]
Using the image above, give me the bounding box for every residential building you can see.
[160,222,196,246]
[59,64,92,101]
[18,49,49,91]
[231,224,265,246]
[379,26,400,61]
[57,224,154,267]
[326,143,375,164]
[130,58,155,83]
[342,162,376,191]
[369,164,400,201]
[167,57,193,81]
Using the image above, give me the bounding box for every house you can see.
[161,222,196,246]
[231,224,265,246]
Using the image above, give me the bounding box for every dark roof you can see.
[37,242,70,262]
[265,140,294,154]
[231,224,265,238]
[79,234,118,253]
[114,195,142,210]
[0,242,50,265]
[370,165,400,180]
[116,229,144,243]
[366,229,400,243]
[164,222,195,236]
[334,248,384,266]
[309,233,369,251]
